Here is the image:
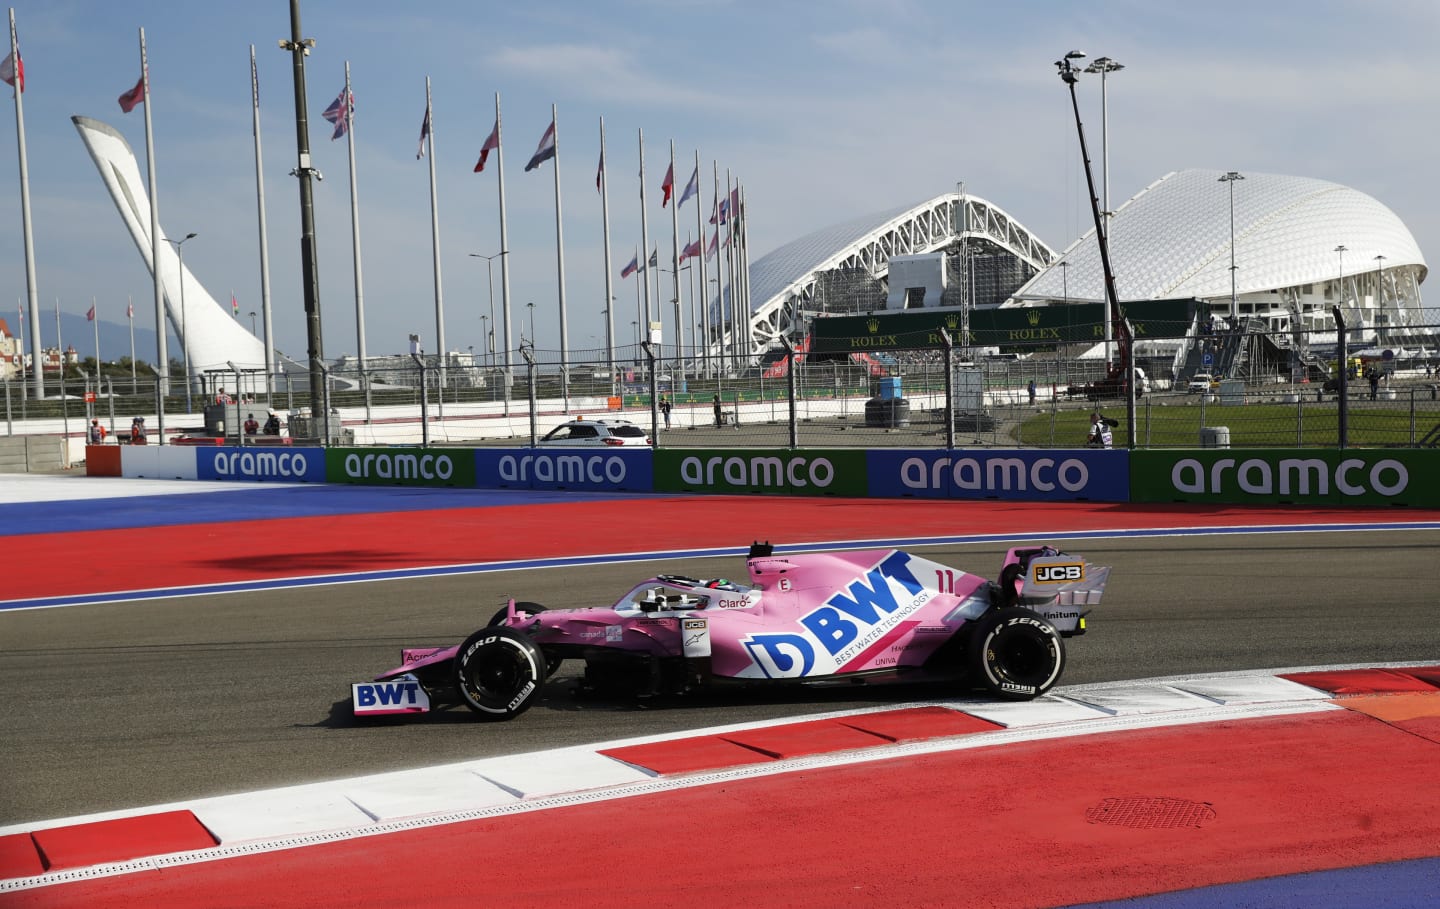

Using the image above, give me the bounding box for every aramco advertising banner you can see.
[1130,449,1440,507]
[474,448,653,491]
[866,449,1129,501]
[325,447,477,487]
[195,447,326,482]
[653,449,867,496]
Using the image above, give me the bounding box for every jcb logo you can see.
[1035,563,1083,583]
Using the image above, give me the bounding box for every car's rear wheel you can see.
[454,626,546,721]
[967,607,1065,701]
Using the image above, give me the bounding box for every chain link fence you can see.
[9,319,1440,450]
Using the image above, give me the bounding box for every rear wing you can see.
[1018,555,1109,609]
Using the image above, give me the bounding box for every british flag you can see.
[322,88,354,141]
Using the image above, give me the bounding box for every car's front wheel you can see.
[454,626,546,721]
[967,607,1065,700]
[488,602,562,677]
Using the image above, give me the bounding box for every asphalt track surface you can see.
[4,528,1439,826]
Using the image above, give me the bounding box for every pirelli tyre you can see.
[967,607,1065,701]
[487,602,562,677]
[454,626,546,721]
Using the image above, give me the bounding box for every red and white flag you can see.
[473,118,500,172]
[524,120,556,172]
[126,302,134,319]
[86,304,96,322]
[660,162,674,207]
[679,236,701,262]
[118,73,145,113]
[0,51,23,94]
[231,294,239,318]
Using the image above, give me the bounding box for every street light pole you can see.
[249,311,257,335]
[165,231,198,414]
[1335,245,1348,309]
[468,251,504,371]
[1219,171,1244,325]
[1374,254,1386,312]
[1085,55,1123,371]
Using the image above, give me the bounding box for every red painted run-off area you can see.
[8,497,1438,601]
[14,698,1440,909]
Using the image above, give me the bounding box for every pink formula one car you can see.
[352,543,1109,721]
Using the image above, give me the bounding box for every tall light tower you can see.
[1219,171,1244,324]
[1085,55,1123,370]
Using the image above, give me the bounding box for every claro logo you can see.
[681,455,833,488]
[499,453,627,484]
[213,450,314,478]
[1171,457,1408,497]
[900,456,1090,492]
[343,452,454,480]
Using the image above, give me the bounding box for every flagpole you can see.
[598,116,615,379]
[638,128,653,331]
[494,92,512,415]
[632,246,641,362]
[740,183,753,359]
[17,298,26,386]
[91,298,100,374]
[249,45,275,398]
[725,169,735,374]
[550,104,570,409]
[694,149,709,379]
[421,78,446,413]
[54,299,61,379]
[8,10,41,399]
[667,140,683,386]
[342,62,368,403]
[136,28,171,441]
[711,160,723,373]
[127,294,136,388]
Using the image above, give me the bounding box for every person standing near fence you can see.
[1027,379,1037,405]
[713,394,723,428]
[660,396,672,430]
[1087,411,1114,449]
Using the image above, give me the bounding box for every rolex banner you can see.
[809,299,1197,353]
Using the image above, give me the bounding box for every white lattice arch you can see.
[734,192,1055,356]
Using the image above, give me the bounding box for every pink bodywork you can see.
[379,548,995,683]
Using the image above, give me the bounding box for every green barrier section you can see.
[654,448,867,496]
[325,447,477,487]
[1130,448,1440,507]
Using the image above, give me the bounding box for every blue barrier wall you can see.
[195,447,327,482]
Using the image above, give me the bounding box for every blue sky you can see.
[2,0,1437,363]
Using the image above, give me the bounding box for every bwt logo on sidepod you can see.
[742,551,932,678]
[500,453,626,484]
[211,450,318,479]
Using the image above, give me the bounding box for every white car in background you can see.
[538,419,652,447]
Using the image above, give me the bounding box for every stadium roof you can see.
[734,192,1053,353]
[1012,169,1427,304]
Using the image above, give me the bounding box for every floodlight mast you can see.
[1056,51,1135,445]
